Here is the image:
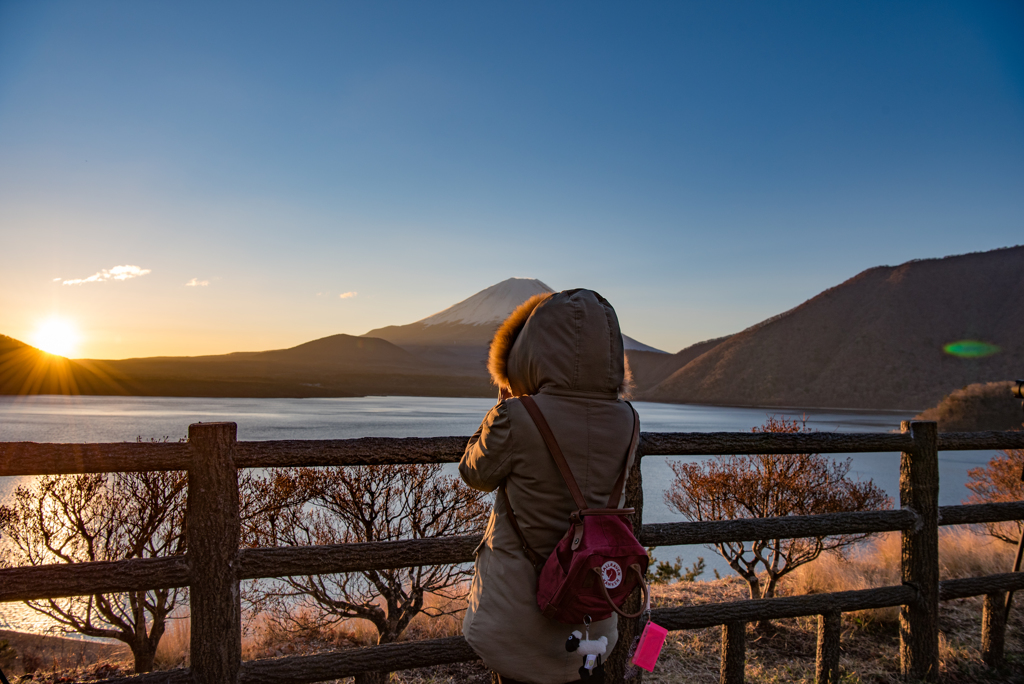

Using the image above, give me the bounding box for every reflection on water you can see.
[0,395,1000,636]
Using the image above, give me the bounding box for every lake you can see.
[0,395,1000,636]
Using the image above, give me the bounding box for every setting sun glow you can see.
[32,318,80,357]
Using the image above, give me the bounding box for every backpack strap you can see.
[519,395,589,513]
[518,395,586,551]
[518,395,636,551]
[500,483,545,571]
[605,403,640,508]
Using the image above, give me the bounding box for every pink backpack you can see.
[502,396,650,624]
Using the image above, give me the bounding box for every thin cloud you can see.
[185,278,210,287]
[63,265,151,285]
[339,291,358,299]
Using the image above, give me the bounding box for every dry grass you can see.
[787,528,1014,626]
[6,530,1024,683]
[649,527,1024,683]
[153,612,191,671]
[238,592,492,684]
[650,583,1024,683]
[0,628,130,681]
[793,526,1015,588]
[242,592,473,667]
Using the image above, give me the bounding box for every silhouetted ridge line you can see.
[643,245,1024,410]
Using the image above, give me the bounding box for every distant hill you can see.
[365,277,664,375]
[0,335,125,396]
[108,334,423,376]
[626,336,731,394]
[644,246,1024,410]
[0,334,494,398]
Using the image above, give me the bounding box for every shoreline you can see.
[0,393,923,415]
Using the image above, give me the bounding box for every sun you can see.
[32,317,81,357]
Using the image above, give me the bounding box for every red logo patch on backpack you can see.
[501,396,650,624]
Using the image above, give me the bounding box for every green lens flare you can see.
[943,340,1001,358]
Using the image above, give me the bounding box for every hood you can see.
[488,289,627,399]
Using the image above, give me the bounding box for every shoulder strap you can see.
[606,404,640,508]
[504,395,640,559]
[500,484,545,571]
[519,395,588,512]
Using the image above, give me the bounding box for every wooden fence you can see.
[2,421,1024,683]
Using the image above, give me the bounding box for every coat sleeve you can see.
[459,400,515,493]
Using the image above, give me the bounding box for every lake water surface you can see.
[0,395,1000,636]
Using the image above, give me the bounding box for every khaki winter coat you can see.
[460,289,638,684]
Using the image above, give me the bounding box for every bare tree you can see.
[965,447,1024,545]
[245,464,488,680]
[0,471,187,673]
[0,504,11,569]
[665,416,890,629]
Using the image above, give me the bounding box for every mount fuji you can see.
[364,277,664,353]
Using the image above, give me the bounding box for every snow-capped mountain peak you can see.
[365,278,665,353]
[622,335,666,354]
[418,277,554,326]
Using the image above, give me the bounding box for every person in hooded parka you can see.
[459,289,638,684]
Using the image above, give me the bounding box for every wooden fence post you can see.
[720,622,745,684]
[899,420,939,682]
[982,592,1006,668]
[815,611,841,684]
[606,438,646,683]
[188,422,241,684]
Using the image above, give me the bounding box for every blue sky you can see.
[1,1,1022,357]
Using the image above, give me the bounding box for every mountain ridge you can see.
[364,277,665,353]
[643,245,1024,409]
[0,333,493,398]
[5,249,1019,407]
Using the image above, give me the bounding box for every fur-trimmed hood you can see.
[488,289,628,399]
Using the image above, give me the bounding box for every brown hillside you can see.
[103,334,425,378]
[85,334,493,398]
[644,246,1024,410]
[365,321,498,347]
[626,336,732,393]
[0,336,127,395]
[0,334,494,398]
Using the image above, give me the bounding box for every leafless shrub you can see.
[244,463,488,681]
[0,471,187,673]
[965,446,1024,545]
[666,416,891,630]
[916,381,1020,432]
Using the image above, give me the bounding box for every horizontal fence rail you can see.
[653,585,918,630]
[0,556,191,603]
[0,442,192,476]
[238,636,479,684]
[90,570,1024,684]
[4,501,1024,602]
[4,430,1023,476]
[2,425,1024,684]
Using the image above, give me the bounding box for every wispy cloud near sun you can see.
[185,278,210,287]
[339,291,357,299]
[62,265,151,285]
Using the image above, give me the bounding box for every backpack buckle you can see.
[570,519,585,550]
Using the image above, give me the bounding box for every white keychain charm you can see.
[565,616,607,682]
